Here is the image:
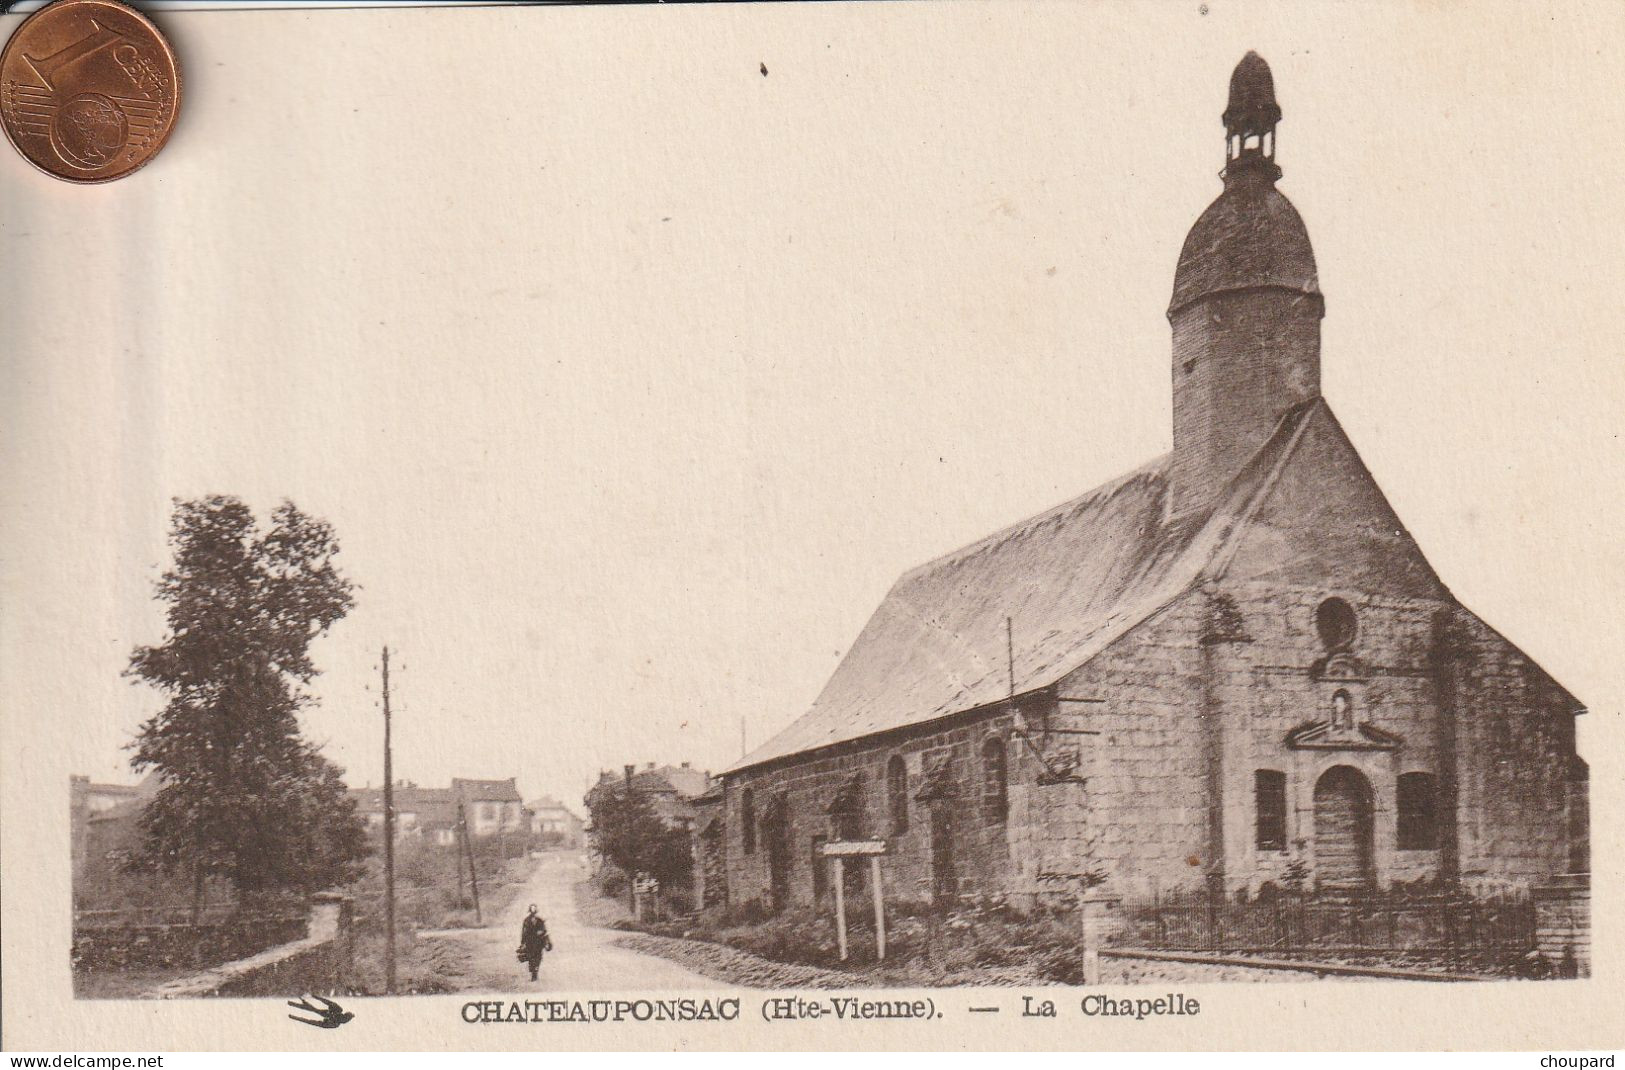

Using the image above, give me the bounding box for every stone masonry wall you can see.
[1533,878,1590,976]
[722,407,1586,910]
[1169,289,1321,520]
[1202,402,1582,895]
[1446,609,1581,889]
[1032,582,1578,905]
[1081,582,1583,900]
[722,582,1582,911]
[1216,583,1449,895]
[146,894,354,999]
[722,707,1034,912]
[1049,597,1209,903]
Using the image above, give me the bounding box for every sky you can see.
[3,1,1623,817]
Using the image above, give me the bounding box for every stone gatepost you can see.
[1532,875,1589,978]
[1079,894,1121,984]
[311,891,355,987]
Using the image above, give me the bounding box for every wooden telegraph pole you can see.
[458,800,483,925]
[622,764,637,914]
[380,645,397,995]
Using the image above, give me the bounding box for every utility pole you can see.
[458,801,483,924]
[1007,616,1015,699]
[380,645,397,995]
[623,764,637,913]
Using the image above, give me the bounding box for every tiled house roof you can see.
[451,777,522,803]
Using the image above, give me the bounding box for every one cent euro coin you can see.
[1,0,180,183]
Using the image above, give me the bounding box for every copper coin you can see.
[1,0,180,183]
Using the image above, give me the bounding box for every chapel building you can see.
[713,53,1590,910]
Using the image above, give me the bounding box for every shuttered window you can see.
[982,737,1008,824]
[1397,772,1439,850]
[1255,769,1287,851]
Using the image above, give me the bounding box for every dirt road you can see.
[424,853,717,992]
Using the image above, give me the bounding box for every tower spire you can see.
[1223,51,1282,182]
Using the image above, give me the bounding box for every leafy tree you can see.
[587,787,693,909]
[126,496,366,913]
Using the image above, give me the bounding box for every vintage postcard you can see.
[1,0,1622,1053]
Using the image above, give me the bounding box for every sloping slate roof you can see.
[593,766,711,799]
[452,777,522,802]
[729,400,1322,773]
[348,786,460,824]
[526,796,581,818]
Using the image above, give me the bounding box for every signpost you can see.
[819,840,888,962]
[633,874,660,920]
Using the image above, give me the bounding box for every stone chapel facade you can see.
[712,53,1589,912]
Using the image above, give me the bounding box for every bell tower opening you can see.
[1223,51,1282,182]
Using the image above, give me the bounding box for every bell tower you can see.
[1222,50,1283,182]
[1167,52,1324,521]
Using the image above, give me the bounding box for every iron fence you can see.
[1130,891,1535,956]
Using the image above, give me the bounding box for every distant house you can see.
[347,776,525,846]
[585,762,714,833]
[347,783,460,846]
[70,774,161,908]
[72,776,144,817]
[453,777,524,837]
[526,796,585,848]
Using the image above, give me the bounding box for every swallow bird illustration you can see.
[287,994,354,1029]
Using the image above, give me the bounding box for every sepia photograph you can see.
[3,0,1622,1054]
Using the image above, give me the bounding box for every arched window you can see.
[981,736,1008,824]
[831,775,865,842]
[829,776,867,895]
[1316,597,1357,652]
[1254,770,1287,851]
[1397,772,1439,850]
[740,787,756,855]
[886,755,909,835]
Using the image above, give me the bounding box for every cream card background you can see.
[2,0,1622,1051]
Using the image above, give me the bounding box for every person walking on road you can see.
[516,903,551,981]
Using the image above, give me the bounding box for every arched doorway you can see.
[914,755,960,907]
[929,805,957,905]
[763,795,793,912]
[1313,766,1374,891]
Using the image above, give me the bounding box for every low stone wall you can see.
[1532,875,1589,978]
[74,915,307,972]
[145,893,354,999]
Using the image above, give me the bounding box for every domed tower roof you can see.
[1169,181,1319,315]
[1168,52,1320,316]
